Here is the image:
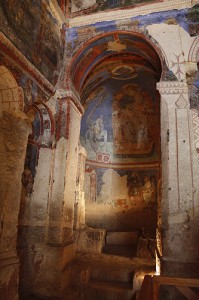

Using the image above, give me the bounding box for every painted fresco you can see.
[0,53,50,113]
[76,30,161,233]
[70,0,162,17]
[85,166,158,209]
[186,4,199,36]
[66,8,195,63]
[80,69,159,163]
[112,83,158,156]
[22,143,38,197]
[71,33,162,92]
[0,0,64,85]
[22,103,54,196]
[190,66,199,113]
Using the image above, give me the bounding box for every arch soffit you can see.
[69,30,169,94]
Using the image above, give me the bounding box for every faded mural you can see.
[112,83,158,156]
[85,167,158,209]
[70,0,162,17]
[22,103,54,197]
[80,71,160,163]
[0,0,65,85]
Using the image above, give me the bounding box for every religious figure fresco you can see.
[127,172,157,206]
[81,85,112,162]
[86,115,108,153]
[0,0,64,85]
[90,170,97,203]
[70,0,162,16]
[112,83,158,156]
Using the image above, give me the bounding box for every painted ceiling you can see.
[70,32,162,98]
[69,0,163,17]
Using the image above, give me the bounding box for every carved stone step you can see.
[103,244,137,258]
[84,279,134,300]
[90,264,134,283]
[106,231,138,246]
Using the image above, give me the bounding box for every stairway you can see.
[67,251,156,300]
[84,258,134,300]
[103,231,138,258]
[65,230,156,300]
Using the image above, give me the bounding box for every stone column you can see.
[17,90,84,299]
[31,91,84,298]
[0,111,30,300]
[157,81,199,277]
[47,91,84,245]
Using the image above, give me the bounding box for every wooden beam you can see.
[153,276,199,288]
[176,286,199,300]
[138,275,153,300]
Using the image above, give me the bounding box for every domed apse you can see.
[71,31,162,253]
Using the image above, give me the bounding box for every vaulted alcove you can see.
[70,31,163,257]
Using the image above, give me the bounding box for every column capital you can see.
[157,81,189,95]
[55,89,84,115]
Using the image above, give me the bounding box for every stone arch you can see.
[21,103,55,198]
[187,37,199,152]
[188,36,199,62]
[0,65,24,114]
[68,30,170,94]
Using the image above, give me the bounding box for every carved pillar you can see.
[48,90,84,245]
[157,81,199,277]
[0,111,30,300]
[29,90,85,298]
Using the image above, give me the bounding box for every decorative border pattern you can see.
[175,94,188,108]
[0,32,55,96]
[188,37,199,63]
[69,0,192,27]
[191,109,199,153]
[157,81,189,94]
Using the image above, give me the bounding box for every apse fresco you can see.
[80,71,160,162]
[70,0,162,17]
[112,83,158,156]
[77,32,161,231]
